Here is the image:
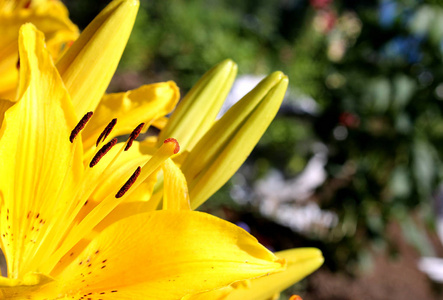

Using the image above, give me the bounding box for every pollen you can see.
[96,118,117,146]
[115,166,141,198]
[89,138,118,168]
[70,112,93,143]
[125,123,145,151]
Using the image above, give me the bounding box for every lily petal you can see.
[56,0,139,118]
[0,0,79,100]
[0,23,80,278]
[158,59,237,151]
[162,158,191,211]
[223,248,323,300]
[81,81,179,151]
[181,72,288,208]
[43,211,285,299]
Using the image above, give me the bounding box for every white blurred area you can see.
[218,74,319,118]
[230,144,338,236]
[224,75,338,236]
[254,145,338,234]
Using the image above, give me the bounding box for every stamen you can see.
[115,166,141,198]
[125,123,145,151]
[24,1,31,9]
[164,138,180,154]
[89,138,118,168]
[96,118,117,146]
[70,111,93,143]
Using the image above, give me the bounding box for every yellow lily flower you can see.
[0,2,324,299]
[0,0,79,100]
[184,248,324,300]
[0,23,287,299]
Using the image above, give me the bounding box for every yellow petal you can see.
[0,0,79,100]
[0,23,80,278]
[81,81,179,151]
[187,248,323,300]
[152,116,169,130]
[159,59,237,151]
[56,0,139,118]
[43,211,285,299]
[182,72,288,208]
[41,139,179,272]
[162,158,191,211]
[225,248,323,300]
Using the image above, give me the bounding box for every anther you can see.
[164,138,180,154]
[96,118,117,146]
[115,166,141,198]
[70,111,93,143]
[125,123,145,151]
[89,138,118,168]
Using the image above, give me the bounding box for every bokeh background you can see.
[63,0,443,299]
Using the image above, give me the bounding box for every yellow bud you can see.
[182,71,288,209]
[56,0,140,118]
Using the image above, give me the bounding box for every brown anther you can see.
[96,118,117,146]
[164,138,180,154]
[24,1,31,8]
[89,138,118,168]
[125,123,145,151]
[115,166,141,198]
[70,112,93,143]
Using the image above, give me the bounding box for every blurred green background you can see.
[64,0,443,299]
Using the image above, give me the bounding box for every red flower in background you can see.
[310,0,333,10]
[339,112,360,128]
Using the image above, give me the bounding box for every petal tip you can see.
[220,59,238,70]
[269,71,285,82]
